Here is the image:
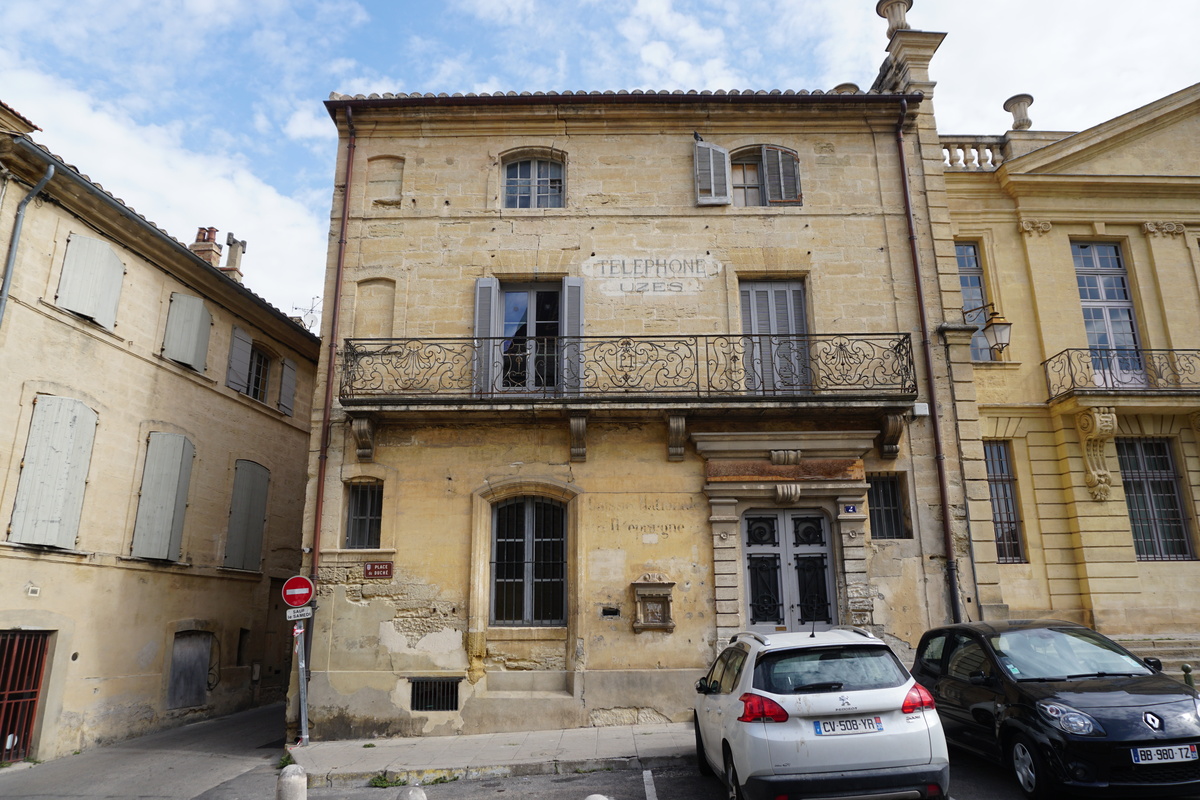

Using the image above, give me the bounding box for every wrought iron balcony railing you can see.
[340,333,917,404]
[1044,348,1200,401]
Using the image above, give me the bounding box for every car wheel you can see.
[1009,733,1057,800]
[722,747,745,800]
[693,713,713,776]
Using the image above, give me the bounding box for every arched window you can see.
[491,496,567,625]
[503,157,564,209]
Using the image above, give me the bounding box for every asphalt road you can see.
[0,703,1195,800]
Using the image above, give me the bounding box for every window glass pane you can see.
[491,496,566,625]
[346,483,383,549]
[984,441,1025,563]
[956,243,992,360]
[867,475,908,540]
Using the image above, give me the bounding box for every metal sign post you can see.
[294,618,310,745]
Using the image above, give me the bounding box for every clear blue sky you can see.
[2,0,1197,325]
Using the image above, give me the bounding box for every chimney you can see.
[189,226,222,268]
[223,232,247,284]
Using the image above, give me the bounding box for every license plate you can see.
[812,716,884,736]
[1131,744,1198,764]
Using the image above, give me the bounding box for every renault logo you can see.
[1144,712,1164,731]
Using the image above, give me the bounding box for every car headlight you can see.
[1037,701,1106,736]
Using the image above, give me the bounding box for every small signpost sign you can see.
[363,561,393,579]
[282,575,315,746]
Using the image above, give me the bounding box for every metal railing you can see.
[340,333,917,403]
[1044,348,1200,401]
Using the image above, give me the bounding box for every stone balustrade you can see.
[941,136,1007,171]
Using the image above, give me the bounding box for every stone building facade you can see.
[297,6,988,738]
[0,102,319,759]
[943,82,1200,639]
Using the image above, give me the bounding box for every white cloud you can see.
[284,105,337,141]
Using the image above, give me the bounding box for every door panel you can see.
[744,512,835,633]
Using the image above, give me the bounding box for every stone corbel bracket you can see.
[668,414,687,462]
[876,413,904,459]
[350,415,376,462]
[1018,219,1053,236]
[1076,407,1117,501]
[570,413,587,462]
[1142,221,1188,237]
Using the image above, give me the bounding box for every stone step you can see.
[1115,637,1200,683]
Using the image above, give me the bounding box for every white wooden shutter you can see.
[473,277,499,395]
[131,433,194,561]
[9,396,97,547]
[226,326,253,392]
[561,276,584,395]
[278,358,297,416]
[224,460,269,570]
[762,146,802,204]
[56,235,125,330]
[162,293,212,371]
[694,141,731,206]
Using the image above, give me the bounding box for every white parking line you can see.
[643,768,658,800]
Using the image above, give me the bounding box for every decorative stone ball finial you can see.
[1004,94,1034,131]
[876,0,914,38]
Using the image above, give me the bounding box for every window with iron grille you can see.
[410,677,461,712]
[345,482,383,549]
[1116,438,1194,561]
[867,474,910,539]
[0,630,50,762]
[984,441,1026,563]
[491,496,566,626]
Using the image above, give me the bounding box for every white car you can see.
[694,627,950,799]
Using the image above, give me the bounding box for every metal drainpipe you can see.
[894,99,963,623]
[310,107,356,585]
[0,164,54,332]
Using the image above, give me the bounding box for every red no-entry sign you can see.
[282,575,315,607]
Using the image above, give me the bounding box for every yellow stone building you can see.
[944,83,1200,642]
[0,101,319,759]
[297,4,993,737]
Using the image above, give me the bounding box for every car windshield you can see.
[989,627,1153,681]
[753,645,908,694]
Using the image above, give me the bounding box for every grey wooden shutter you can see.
[226,326,252,392]
[762,146,802,204]
[741,282,808,395]
[694,141,731,205]
[131,433,194,561]
[9,396,97,547]
[473,277,499,395]
[56,235,125,330]
[278,358,297,416]
[162,294,212,371]
[224,460,269,570]
[561,276,584,394]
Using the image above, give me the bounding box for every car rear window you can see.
[753,645,909,694]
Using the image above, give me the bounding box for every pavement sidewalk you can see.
[287,721,695,788]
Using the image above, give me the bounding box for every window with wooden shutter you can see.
[131,432,195,561]
[473,277,499,395]
[224,460,269,571]
[278,358,297,416]
[762,146,802,204]
[739,281,809,394]
[55,234,125,330]
[226,326,253,393]
[162,293,212,371]
[694,141,731,205]
[560,276,584,395]
[9,396,97,548]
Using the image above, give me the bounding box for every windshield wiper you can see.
[792,682,844,692]
[1064,671,1142,679]
[1015,676,1066,682]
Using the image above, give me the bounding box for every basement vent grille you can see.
[410,677,461,712]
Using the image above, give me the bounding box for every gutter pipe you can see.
[0,163,54,332]
[894,99,964,623]
[310,107,356,585]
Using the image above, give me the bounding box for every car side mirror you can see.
[1144,657,1163,672]
[695,678,712,694]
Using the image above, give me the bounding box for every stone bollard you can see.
[394,788,427,800]
[277,763,306,800]
[1183,663,1195,688]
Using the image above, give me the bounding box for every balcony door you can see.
[743,511,836,634]
[474,277,583,396]
[1074,243,1145,388]
[740,281,808,394]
